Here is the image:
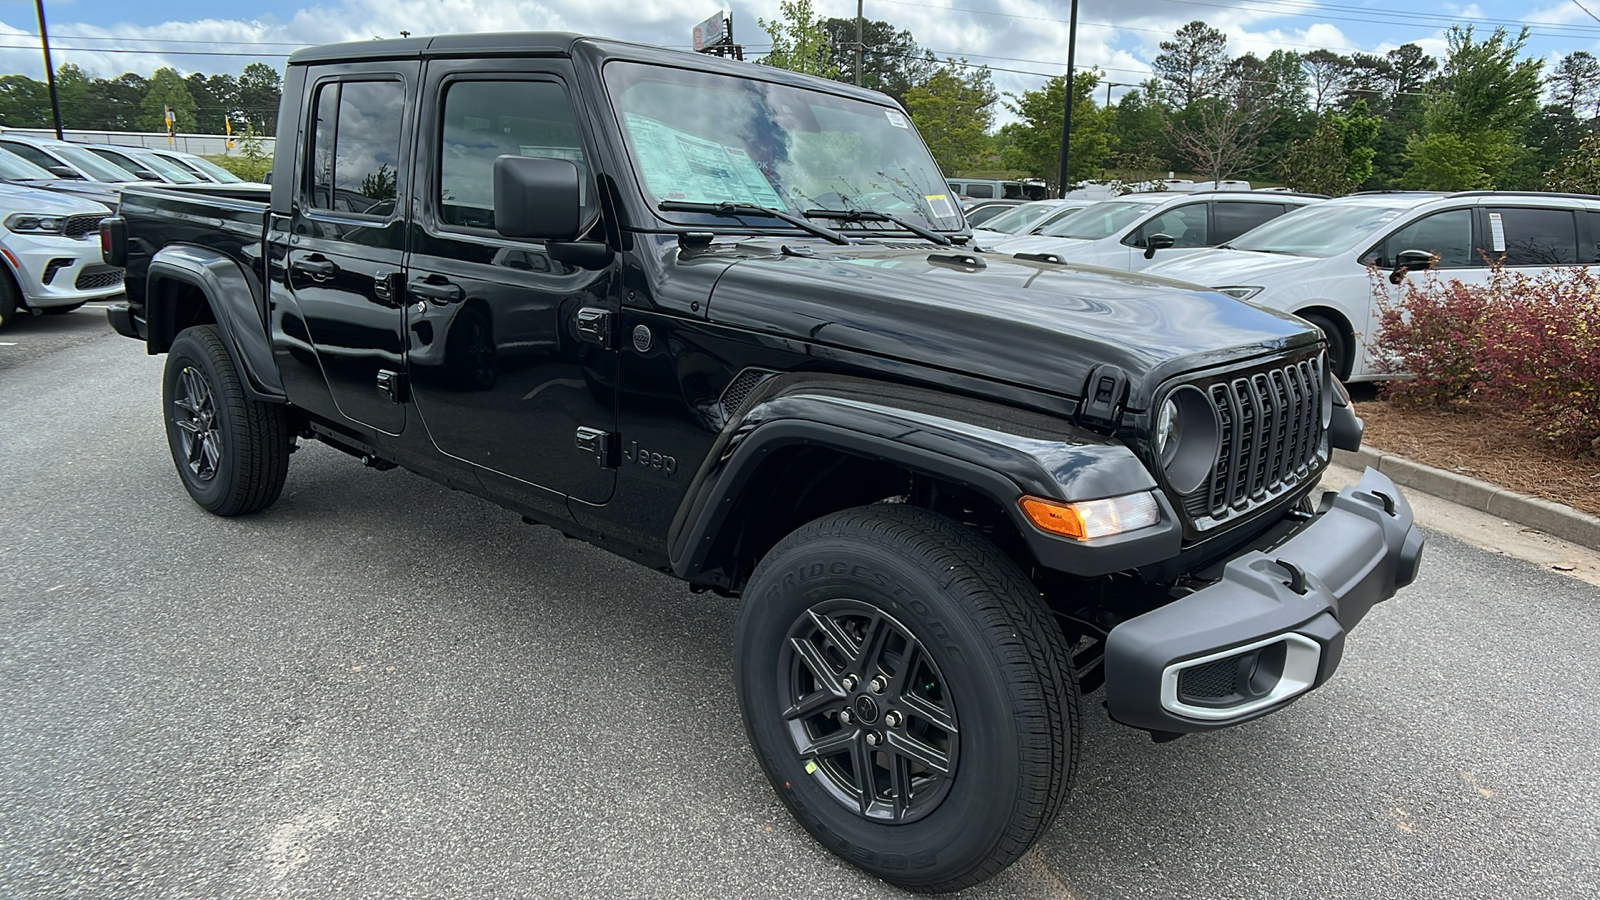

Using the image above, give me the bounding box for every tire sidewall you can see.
[1306,314,1350,381]
[735,531,1027,886]
[163,329,238,513]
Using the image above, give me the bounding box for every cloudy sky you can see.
[1,0,1598,117]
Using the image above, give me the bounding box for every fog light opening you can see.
[1160,634,1322,722]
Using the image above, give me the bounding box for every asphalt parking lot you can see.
[3,311,1599,899]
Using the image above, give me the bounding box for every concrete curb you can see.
[1334,447,1600,551]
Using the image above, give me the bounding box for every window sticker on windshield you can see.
[622,112,784,209]
[925,193,957,219]
[1488,212,1506,252]
[886,109,910,129]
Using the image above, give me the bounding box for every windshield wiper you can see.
[658,200,850,245]
[803,208,952,246]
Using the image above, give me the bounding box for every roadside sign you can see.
[693,11,729,51]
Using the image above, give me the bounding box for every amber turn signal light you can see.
[1018,492,1161,541]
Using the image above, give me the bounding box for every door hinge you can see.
[575,307,614,349]
[575,426,617,468]
[376,369,408,404]
[374,270,402,303]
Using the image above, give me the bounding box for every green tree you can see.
[1550,51,1600,121]
[1163,82,1276,185]
[185,73,239,133]
[237,62,282,132]
[1280,122,1355,195]
[1334,100,1381,186]
[87,73,149,131]
[1544,130,1600,193]
[138,67,197,133]
[1301,50,1352,113]
[819,17,933,105]
[903,61,996,175]
[1112,85,1167,168]
[758,0,838,78]
[1152,21,1230,106]
[0,75,49,127]
[55,64,94,129]
[1404,26,1542,189]
[1001,71,1111,190]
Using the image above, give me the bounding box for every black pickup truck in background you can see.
[102,33,1424,892]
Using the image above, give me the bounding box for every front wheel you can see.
[163,325,291,515]
[735,504,1080,892]
[1303,313,1351,382]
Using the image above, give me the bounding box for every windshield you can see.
[1036,199,1160,239]
[1227,200,1413,257]
[176,154,244,183]
[53,144,144,182]
[127,150,204,183]
[605,61,962,231]
[982,202,1080,234]
[0,148,55,180]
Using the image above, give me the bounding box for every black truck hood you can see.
[703,244,1320,407]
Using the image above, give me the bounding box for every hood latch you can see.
[1077,364,1129,432]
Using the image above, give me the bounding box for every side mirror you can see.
[262,171,274,185]
[1389,248,1435,284]
[47,165,81,179]
[1143,232,1176,259]
[134,170,162,181]
[493,155,583,241]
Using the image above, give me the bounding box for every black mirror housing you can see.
[493,155,583,241]
[48,165,81,179]
[1144,232,1176,259]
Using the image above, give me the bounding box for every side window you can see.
[1213,202,1285,244]
[438,79,590,233]
[966,183,994,199]
[2,142,60,171]
[306,79,405,216]
[1487,207,1579,266]
[1135,203,1210,248]
[1589,211,1600,263]
[1371,209,1477,268]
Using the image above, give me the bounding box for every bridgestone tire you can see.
[735,504,1080,892]
[163,325,291,516]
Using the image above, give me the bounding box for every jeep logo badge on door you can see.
[623,441,677,476]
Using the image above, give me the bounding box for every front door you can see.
[404,60,618,504]
[1360,206,1486,378]
[283,67,417,435]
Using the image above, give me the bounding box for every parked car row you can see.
[974,190,1600,381]
[0,133,261,328]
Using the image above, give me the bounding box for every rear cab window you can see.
[306,80,407,217]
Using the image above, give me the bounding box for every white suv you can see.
[0,182,120,328]
[1143,191,1600,381]
[991,191,1320,273]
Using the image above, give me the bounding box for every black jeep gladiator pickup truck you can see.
[103,33,1424,892]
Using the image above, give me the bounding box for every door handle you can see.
[409,276,464,305]
[291,255,339,280]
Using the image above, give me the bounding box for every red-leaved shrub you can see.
[1375,264,1600,453]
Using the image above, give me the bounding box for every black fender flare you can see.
[668,377,1183,581]
[147,244,285,403]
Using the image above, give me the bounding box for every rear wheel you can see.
[163,325,291,515]
[735,504,1080,892]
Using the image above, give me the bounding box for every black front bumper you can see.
[1103,468,1424,734]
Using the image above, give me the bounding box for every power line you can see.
[0,42,291,58]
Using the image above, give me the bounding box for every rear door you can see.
[280,64,418,436]
[403,57,619,505]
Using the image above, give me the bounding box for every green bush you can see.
[202,153,271,182]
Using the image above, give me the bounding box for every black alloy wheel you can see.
[162,325,291,516]
[736,504,1080,892]
[779,600,959,824]
[171,363,222,482]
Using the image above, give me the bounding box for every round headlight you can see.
[1158,386,1223,496]
[1156,397,1179,462]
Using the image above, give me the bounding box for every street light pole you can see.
[855,0,864,87]
[35,0,64,140]
[1055,0,1079,198]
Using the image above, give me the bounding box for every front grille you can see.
[1176,353,1327,531]
[1178,658,1239,700]
[75,266,124,290]
[63,214,109,239]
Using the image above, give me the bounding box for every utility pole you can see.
[854,0,864,87]
[1055,0,1079,198]
[35,0,64,140]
